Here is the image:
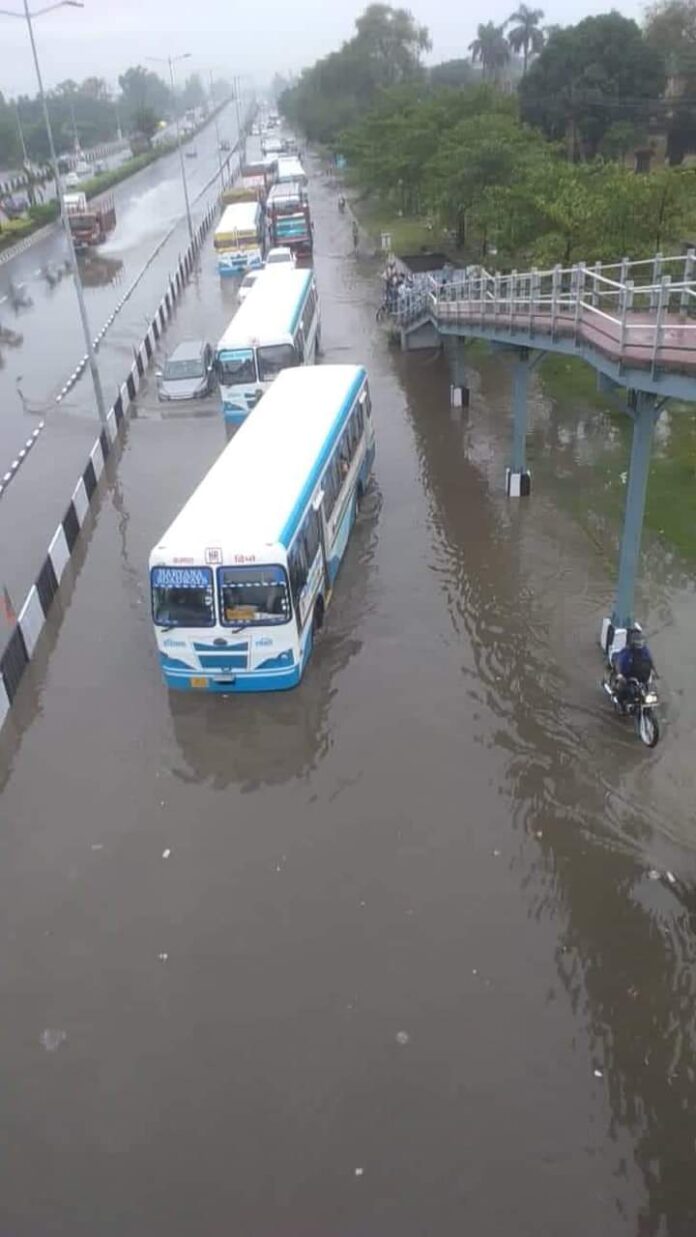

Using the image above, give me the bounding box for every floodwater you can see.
[0,104,238,606]
[2,150,696,1237]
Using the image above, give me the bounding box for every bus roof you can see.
[277,156,306,181]
[151,365,366,561]
[215,201,260,233]
[216,267,313,353]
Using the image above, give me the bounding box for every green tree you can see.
[520,14,666,160]
[118,66,170,133]
[426,110,546,250]
[645,0,696,162]
[506,5,545,75]
[279,3,431,143]
[181,73,205,112]
[429,59,476,88]
[468,22,510,84]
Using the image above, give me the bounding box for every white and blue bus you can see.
[214,266,320,425]
[149,365,375,694]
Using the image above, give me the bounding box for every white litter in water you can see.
[493,849,501,857]
[593,1068,603,1078]
[158,952,169,962]
[665,871,677,885]
[162,848,171,859]
[40,1028,66,1052]
[472,968,478,975]
[396,1031,410,1045]
[648,869,660,880]
[354,1167,364,1177]
[91,843,104,851]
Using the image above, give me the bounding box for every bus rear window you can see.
[218,565,291,626]
[151,566,215,627]
[218,350,257,385]
[257,343,298,381]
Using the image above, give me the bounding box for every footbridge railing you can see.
[394,250,696,380]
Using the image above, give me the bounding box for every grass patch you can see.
[539,354,615,411]
[351,195,455,256]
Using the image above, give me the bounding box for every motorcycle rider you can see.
[610,625,655,711]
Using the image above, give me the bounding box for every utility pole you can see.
[15,0,107,424]
[209,70,224,189]
[147,53,194,243]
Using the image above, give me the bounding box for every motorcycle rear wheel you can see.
[637,708,660,748]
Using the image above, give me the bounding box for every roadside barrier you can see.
[0,198,218,732]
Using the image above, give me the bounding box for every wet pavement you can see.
[1,150,696,1236]
[0,104,239,609]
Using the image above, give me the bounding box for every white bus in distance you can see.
[150,365,375,693]
[276,155,307,187]
[214,266,320,424]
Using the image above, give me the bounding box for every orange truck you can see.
[64,192,116,249]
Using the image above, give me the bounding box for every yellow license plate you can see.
[190,676,208,689]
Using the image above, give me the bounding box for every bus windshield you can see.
[257,343,298,382]
[218,565,291,626]
[218,349,257,385]
[151,566,215,627]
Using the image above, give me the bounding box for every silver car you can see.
[157,340,215,401]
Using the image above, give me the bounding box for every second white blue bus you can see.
[214,266,320,424]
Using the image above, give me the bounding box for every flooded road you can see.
[2,152,696,1236]
[0,104,239,607]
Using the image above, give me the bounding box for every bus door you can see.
[312,492,331,600]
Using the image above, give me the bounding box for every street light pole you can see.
[1,0,107,423]
[209,71,224,189]
[147,52,194,243]
[233,75,245,163]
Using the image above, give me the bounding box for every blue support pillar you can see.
[446,337,469,408]
[506,348,532,497]
[600,392,660,654]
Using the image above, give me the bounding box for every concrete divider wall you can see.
[0,198,218,732]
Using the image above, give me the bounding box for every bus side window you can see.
[301,286,316,338]
[304,511,320,567]
[289,540,308,606]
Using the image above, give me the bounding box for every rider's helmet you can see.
[627,624,645,649]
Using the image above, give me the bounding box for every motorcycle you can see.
[602,671,660,748]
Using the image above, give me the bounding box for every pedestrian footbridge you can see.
[392,251,696,647]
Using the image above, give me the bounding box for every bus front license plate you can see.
[190,676,208,689]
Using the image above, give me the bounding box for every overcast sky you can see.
[1,0,646,99]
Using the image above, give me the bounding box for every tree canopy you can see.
[279,3,430,144]
[469,22,510,84]
[519,13,666,159]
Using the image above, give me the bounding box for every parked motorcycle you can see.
[602,671,660,747]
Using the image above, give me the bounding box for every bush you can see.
[28,201,59,224]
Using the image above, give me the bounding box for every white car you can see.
[265,246,296,268]
[237,269,263,303]
[64,171,80,189]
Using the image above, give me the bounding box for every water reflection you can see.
[77,252,124,288]
[166,496,381,791]
[398,343,696,1234]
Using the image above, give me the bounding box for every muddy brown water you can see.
[1,153,696,1236]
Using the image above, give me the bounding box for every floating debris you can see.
[354,1167,364,1177]
[158,952,169,962]
[91,843,104,852]
[593,1068,603,1079]
[162,848,171,859]
[395,1031,410,1046]
[39,1028,66,1053]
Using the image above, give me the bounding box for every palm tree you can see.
[506,5,545,75]
[469,22,511,84]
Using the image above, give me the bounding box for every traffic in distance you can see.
[150,112,372,694]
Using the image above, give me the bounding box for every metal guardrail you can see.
[390,250,696,378]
